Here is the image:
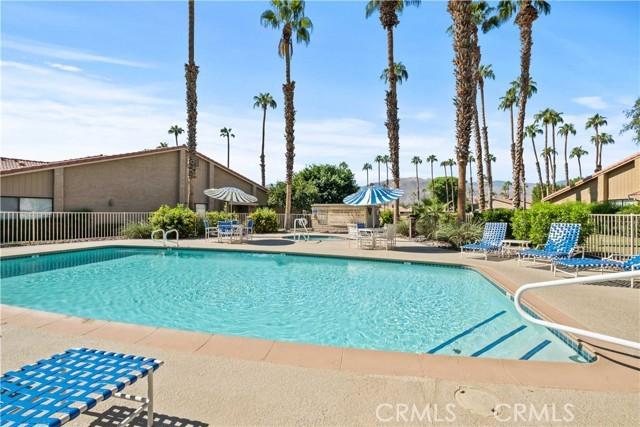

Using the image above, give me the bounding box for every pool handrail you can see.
[150,228,179,247]
[514,270,640,351]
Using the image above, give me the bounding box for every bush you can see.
[379,209,393,225]
[396,220,410,236]
[413,200,453,239]
[436,220,484,248]
[206,211,237,224]
[589,202,620,214]
[480,208,514,238]
[512,202,593,246]
[150,204,198,238]
[619,204,640,214]
[121,221,153,239]
[249,207,279,233]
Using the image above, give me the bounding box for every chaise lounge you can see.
[553,254,640,287]
[518,222,581,270]
[460,222,508,260]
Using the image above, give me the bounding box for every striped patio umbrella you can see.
[204,187,258,209]
[343,185,404,206]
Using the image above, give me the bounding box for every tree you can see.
[411,156,423,200]
[380,62,409,84]
[168,125,184,146]
[540,146,557,190]
[157,141,169,148]
[440,160,450,208]
[219,127,235,168]
[539,108,563,189]
[487,153,496,197]
[499,86,518,179]
[511,78,537,202]
[569,146,588,179]
[477,64,494,210]
[447,158,457,211]
[374,154,385,185]
[362,162,373,186]
[485,0,551,208]
[525,122,544,191]
[468,153,475,209]
[366,0,421,223]
[185,0,199,208]
[596,132,615,165]
[268,176,318,212]
[501,181,512,199]
[429,176,458,206]
[253,92,278,186]
[585,113,608,172]
[297,163,359,204]
[557,122,575,186]
[426,155,437,199]
[620,97,640,144]
[382,154,391,186]
[261,0,313,229]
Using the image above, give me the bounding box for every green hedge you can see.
[379,209,393,225]
[150,204,198,238]
[512,202,593,246]
[249,207,278,233]
[479,208,514,238]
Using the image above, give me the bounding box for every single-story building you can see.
[0,146,267,213]
[311,204,379,233]
[543,152,640,205]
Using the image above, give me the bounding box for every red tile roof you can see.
[1,157,49,171]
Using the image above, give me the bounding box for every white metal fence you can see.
[585,214,638,256]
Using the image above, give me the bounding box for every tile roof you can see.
[1,157,49,171]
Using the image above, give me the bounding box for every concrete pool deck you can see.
[1,236,639,425]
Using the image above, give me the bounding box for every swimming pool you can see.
[0,247,591,362]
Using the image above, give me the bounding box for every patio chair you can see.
[553,255,640,287]
[203,218,216,240]
[217,220,234,242]
[245,218,254,240]
[376,224,397,250]
[0,347,162,427]
[518,223,581,270]
[460,222,508,260]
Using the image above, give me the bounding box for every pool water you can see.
[0,247,591,362]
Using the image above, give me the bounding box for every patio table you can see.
[501,239,530,257]
[357,228,384,249]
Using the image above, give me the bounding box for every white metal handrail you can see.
[514,271,640,350]
[151,229,179,247]
[293,218,309,241]
[165,229,179,247]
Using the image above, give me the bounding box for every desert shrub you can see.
[618,204,640,214]
[150,204,198,238]
[436,220,484,248]
[589,202,620,214]
[480,208,514,238]
[413,200,454,239]
[379,209,393,225]
[121,222,153,239]
[396,220,410,236]
[249,207,278,233]
[512,202,592,246]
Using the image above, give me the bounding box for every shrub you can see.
[249,207,278,233]
[150,204,198,238]
[121,221,153,239]
[590,202,620,214]
[206,210,237,224]
[619,204,640,214]
[480,208,514,238]
[396,220,410,236]
[512,202,593,246]
[379,209,393,225]
[413,199,452,239]
[436,220,484,248]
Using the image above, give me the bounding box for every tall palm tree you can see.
[380,62,409,84]
[261,0,313,229]
[219,127,235,168]
[585,113,608,172]
[362,162,373,186]
[546,109,563,189]
[501,181,511,199]
[468,153,475,209]
[534,107,563,192]
[487,153,496,197]
[557,123,575,186]
[382,154,391,186]
[168,125,184,146]
[185,0,199,208]
[485,0,551,208]
[253,92,277,187]
[477,63,494,210]
[440,160,450,208]
[447,158,457,211]
[499,86,518,174]
[569,146,588,179]
[374,154,385,185]
[366,0,421,223]
[510,78,537,202]
[525,123,544,190]
[411,156,422,200]
[540,146,557,190]
[426,154,437,199]
[596,132,615,166]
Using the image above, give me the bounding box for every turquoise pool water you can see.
[0,247,591,362]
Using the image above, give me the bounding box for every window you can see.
[0,197,53,212]
[0,197,19,212]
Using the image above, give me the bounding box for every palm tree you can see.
[546,109,563,189]
[525,123,544,190]
[411,156,422,200]
[447,158,457,211]
[499,86,518,172]
[540,146,557,190]
[485,0,551,208]
[597,132,615,165]
[168,125,184,146]
[487,153,496,196]
[557,123,575,186]
[569,146,588,179]
[157,141,169,148]
[440,160,450,208]
[362,162,373,186]
[185,0,199,208]
[374,154,385,185]
[468,153,475,209]
[382,154,391,186]
[366,0,421,223]
[510,78,537,202]
[501,181,512,199]
[380,62,409,84]
[585,114,608,172]
[219,127,235,168]
[426,154,437,199]
[253,92,277,187]
[261,0,313,229]
[477,63,494,210]
[534,107,563,192]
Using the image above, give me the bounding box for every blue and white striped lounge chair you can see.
[518,222,581,270]
[461,222,508,260]
[245,218,254,240]
[553,255,640,287]
[217,220,234,242]
[1,348,162,427]
[203,218,216,240]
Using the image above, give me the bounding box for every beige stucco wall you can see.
[0,170,53,198]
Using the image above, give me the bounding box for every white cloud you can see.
[47,62,82,73]
[3,38,152,68]
[407,110,436,122]
[572,96,609,110]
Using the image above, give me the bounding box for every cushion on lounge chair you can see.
[554,257,621,269]
[461,242,500,251]
[461,222,507,252]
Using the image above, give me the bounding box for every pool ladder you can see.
[292,218,309,241]
[151,229,179,247]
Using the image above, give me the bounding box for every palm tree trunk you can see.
[563,134,569,186]
[594,126,601,171]
[415,164,420,200]
[473,102,485,211]
[377,162,381,185]
[469,158,474,210]
[366,170,369,186]
[521,158,526,207]
[282,26,295,230]
[543,124,550,193]
[531,136,544,189]
[185,0,199,209]
[260,107,267,187]
[385,164,389,187]
[551,123,557,189]
[479,80,492,210]
[513,3,538,208]
[174,134,178,147]
[226,135,230,168]
[430,163,434,199]
[443,166,449,207]
[577,157,582,179]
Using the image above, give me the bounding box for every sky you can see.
[1,0,639,187]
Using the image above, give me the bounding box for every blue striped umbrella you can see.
[204,187,258,206]
[343,185,404,206]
